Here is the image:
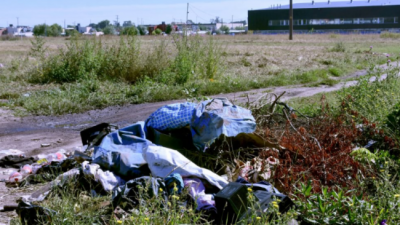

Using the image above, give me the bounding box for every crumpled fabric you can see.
[82,161,125,192]
[92,122,152,178]
[145,102,197,131]
[112,176,167,210]
[144,145,228,190]
[183,178,216,211]
[165,173,184,194]
[191,98,256,150]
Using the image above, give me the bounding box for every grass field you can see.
[0,34,398,115]
[5,34,400,224]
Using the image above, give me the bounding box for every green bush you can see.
[154,28,162,35]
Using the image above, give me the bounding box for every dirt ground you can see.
[0,62,397,224]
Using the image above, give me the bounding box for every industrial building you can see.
[248,0,400,34]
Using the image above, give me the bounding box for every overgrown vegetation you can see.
[0,34,397,115]
[6,34,400,224]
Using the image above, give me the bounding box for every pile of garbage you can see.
[0,98,295,224]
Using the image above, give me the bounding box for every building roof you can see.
[254,0,400,10]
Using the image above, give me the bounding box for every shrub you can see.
[154,28,162,35]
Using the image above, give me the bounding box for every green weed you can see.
[330,42,346,52]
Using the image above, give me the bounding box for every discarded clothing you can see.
[235,177,280,193]
[165,173,184,194]
[82,161,125,192]
[17,200,57,225]
[191,98,256,150]
[93,122,152,178]
[145,102,197,131]
[183,178,216,211]
[235,177,295,216]
[112,176,167,210]
[0,155,38,169]
[144,145,228,190]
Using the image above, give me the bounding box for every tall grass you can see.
[29,35,225,85]
[380,32,400,39]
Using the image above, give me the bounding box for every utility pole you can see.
[289,0,293,40]
[231,15,233,29]
[186,2,189,36]
[64,20,66,29]
[17,17,19,27]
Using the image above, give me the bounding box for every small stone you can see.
[41,143,51,147]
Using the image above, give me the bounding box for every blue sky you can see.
[0,0,370,27]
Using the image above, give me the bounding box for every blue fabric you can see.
[164,173,184,194]
[191,98,256,151]
[93,122,153,178]
[145,102,197,131]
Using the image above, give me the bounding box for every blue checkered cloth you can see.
[145,102,197,131]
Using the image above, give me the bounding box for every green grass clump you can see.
[330,42,346,52]
[328,67,343,77]
[380,32,400,39]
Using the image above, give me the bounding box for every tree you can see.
[166,24,172,34]
[121,26,138,36]
[33,24,61,37]
[137,26,146,35]
[97,20,110,29]
[219,25,229,34]
[48,24,62,37]
[103,25,116,35]
[33,24,46,36]
[123,21,133,27]
[88,23,98,29]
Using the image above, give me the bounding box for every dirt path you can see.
[0,62,398,223]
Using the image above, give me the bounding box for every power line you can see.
[189,7,210,23]
[190,4,215,18]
